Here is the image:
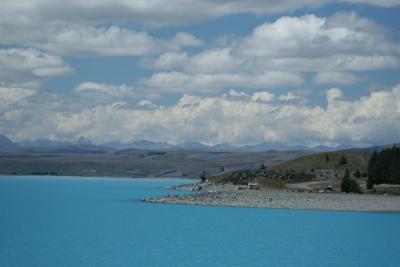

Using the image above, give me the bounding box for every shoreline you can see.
[143,183,400,213]
[0,175,197,182]
[144,198,400,214]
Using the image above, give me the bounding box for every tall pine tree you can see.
[367,151,378,189]
[367,147,400,188]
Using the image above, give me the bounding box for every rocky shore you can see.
[144,183,400,212]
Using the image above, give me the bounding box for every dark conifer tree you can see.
[200,171,206,183]
[367,147,400,188]
[367,151,378,189]
[341,169,361,193]
[338,155,348,165]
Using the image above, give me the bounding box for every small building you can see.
[325,185,333,193]
[191,184,202,191]
[248,182,260,190]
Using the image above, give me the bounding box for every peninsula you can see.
[144,148,400,212]
[144,183,400,212]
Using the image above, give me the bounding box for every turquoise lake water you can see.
[1,176,400,267]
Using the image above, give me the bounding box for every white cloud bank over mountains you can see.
[1,84,399,147]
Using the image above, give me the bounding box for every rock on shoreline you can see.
[144,183,400,212]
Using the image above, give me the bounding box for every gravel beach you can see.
[144,183,400,212]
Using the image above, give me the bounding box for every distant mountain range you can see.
[0,135,18,151]
[18,137,91,147]
[338,143,400,154]
[0,134,397,153]
[104,140,172,150]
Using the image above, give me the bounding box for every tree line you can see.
[367,147,400,189]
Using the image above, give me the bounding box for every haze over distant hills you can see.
[0,134,397,153]
[0,136,309,178]
[1,133,398,178]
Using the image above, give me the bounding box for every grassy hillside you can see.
[205,151,371,192]
[272,152,370,172]
[0,149,307,178]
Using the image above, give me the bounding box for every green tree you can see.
[338,155,348,166]
[200,171,206,183]
[367,147,400,188]
[341,170,361,193]
[260,162,266,170]
[325,154,330,162]
[367,151,378,189]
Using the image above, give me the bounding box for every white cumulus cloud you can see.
[1,84,399,147]
[140,13,399,93]
[74,82,138,104]
[1,25,203,57]
[0,86,36,112]
[0,48,72,86]
[314,72,363,85]
[0,1,398,27]
[142,71,303,93]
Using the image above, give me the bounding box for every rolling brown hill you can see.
[272,152,370,172]
[0,148,307,178]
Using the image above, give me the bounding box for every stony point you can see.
[144,147,400,212]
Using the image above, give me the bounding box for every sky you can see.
[0,0,399,147]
